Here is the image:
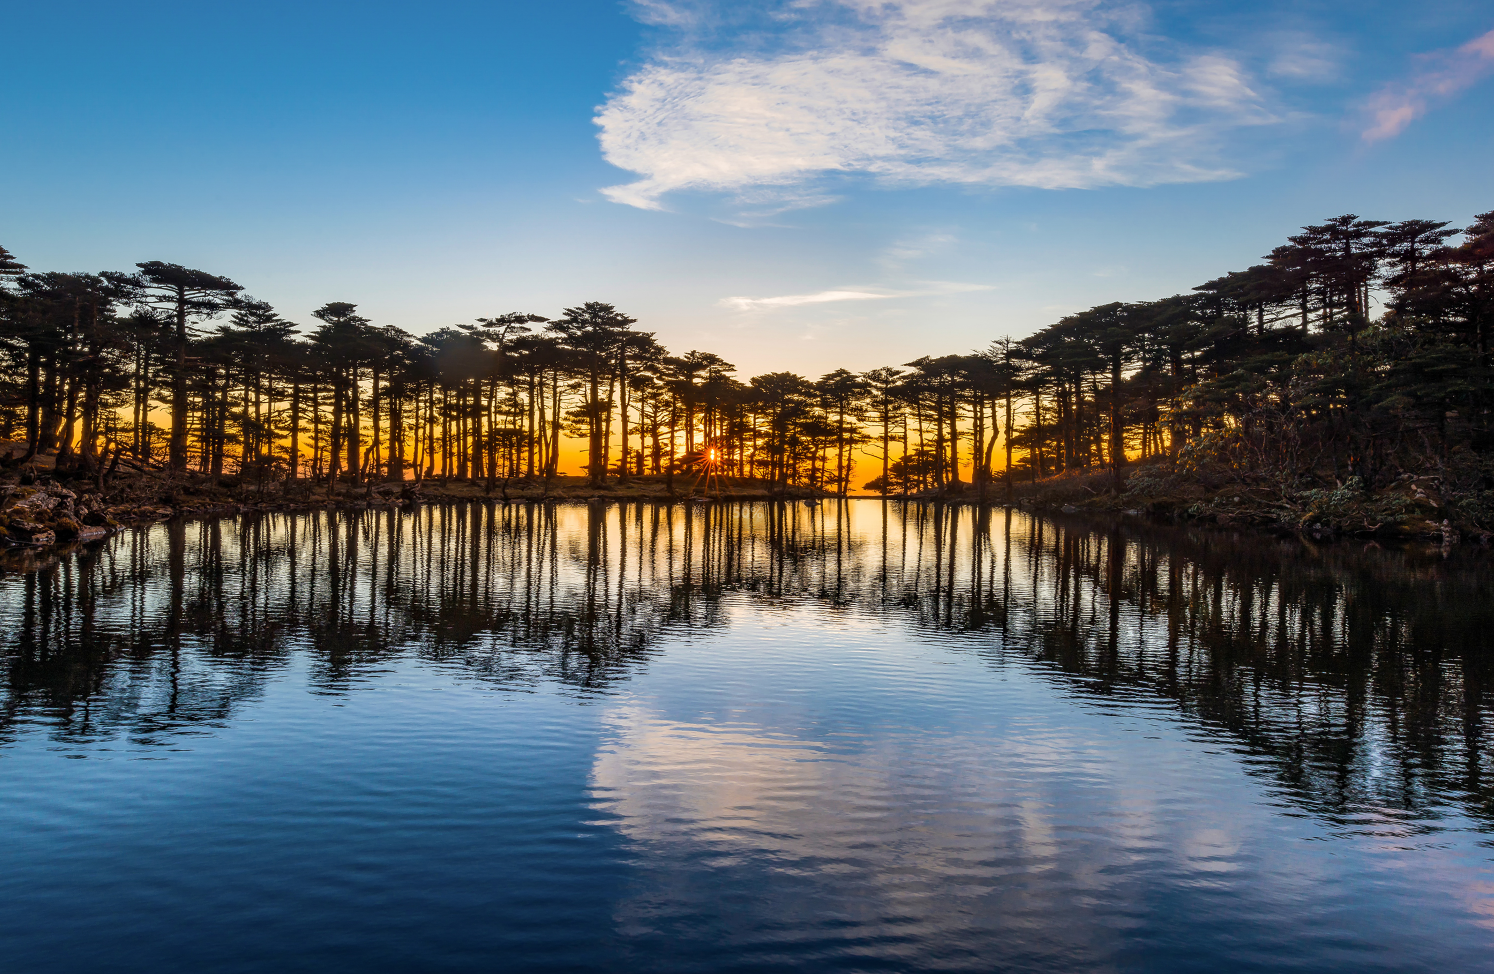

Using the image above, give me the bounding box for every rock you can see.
[44,488,76,515]
[0,487,58,515]
[4,520,56,546]
[53,516,83,540]
[1061,504,1079,513]
[75,526,109,542]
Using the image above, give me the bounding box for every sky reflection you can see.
[2,503,1493,971]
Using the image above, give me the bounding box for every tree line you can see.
[1,207,1490,497]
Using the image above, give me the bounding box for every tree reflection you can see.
[2,502,1492,829]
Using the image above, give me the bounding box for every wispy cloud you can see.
[720,289,900,310]
[1362,29,1494,142]
[598,0,1274,211]
[719,280,992,311]
[878,231,958,271]
[1265,33,1341,82]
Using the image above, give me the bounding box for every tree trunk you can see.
[1004,386,1013,499]
[289,379,301,481]
[347,367,361,483]
[548,373,561,479]
[947,392,961,486]
[21,349,41,461]
[588,369,603,486]
[55,376,81,464]
[1110,353,1124,489]
[169,289,189,471]
[329,378,344,488]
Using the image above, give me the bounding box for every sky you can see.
[6,0,1494,379]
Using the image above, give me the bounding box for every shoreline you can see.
[0,466,835,556]
[1,455,1484,565]
[896,459,1483,546]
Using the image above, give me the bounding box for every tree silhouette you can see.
[130,262,242,472]
[546,302,637,487]
[3,206,1494,512]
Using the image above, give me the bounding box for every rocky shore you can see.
[0,463,831,558]
[6,449,1484,559]
[0,483,122,547]
[902,458,1488,545]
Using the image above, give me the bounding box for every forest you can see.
[1,208,1492,531]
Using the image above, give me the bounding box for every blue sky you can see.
[7,0,1493,378]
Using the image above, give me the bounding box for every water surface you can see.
[2,502,1493,972]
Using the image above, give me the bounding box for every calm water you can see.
[2,502,1493,973]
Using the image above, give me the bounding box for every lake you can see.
[2,501,1492,973]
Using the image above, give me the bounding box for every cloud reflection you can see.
[586,692,1270,956]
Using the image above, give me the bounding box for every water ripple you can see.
[0,502,1492,972]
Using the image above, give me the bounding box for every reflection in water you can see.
[4,501,1491,835]
[6,501,1494,972]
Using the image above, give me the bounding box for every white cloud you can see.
[1362,28,1494,143]
[627,0,700,27]
[878,230,958,270]
[1265,33,1341,82]
[719,280,992,311]
[598,0,1274,210]
[720,288,902,310]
